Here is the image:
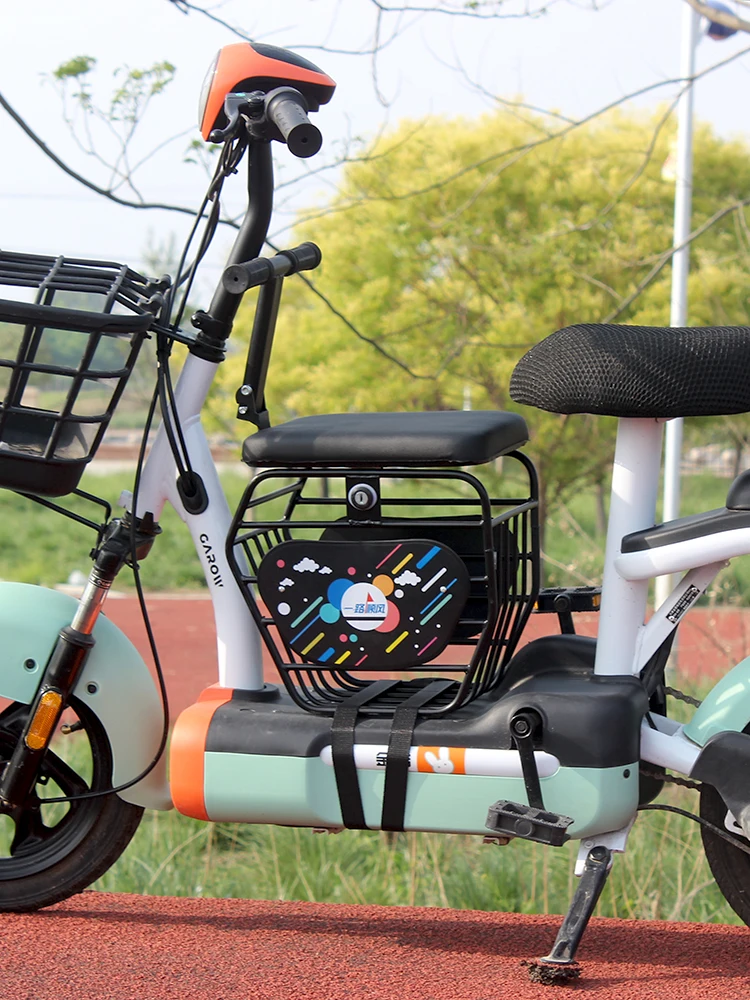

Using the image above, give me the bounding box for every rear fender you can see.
[0,582,171,810]
[683,655,750,747]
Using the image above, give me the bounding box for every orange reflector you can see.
[25,690,63,751]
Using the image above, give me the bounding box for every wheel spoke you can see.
[3,743,92,859]
[41,750,90,800]
[9,803,54,856]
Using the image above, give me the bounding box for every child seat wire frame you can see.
[227,454,540,717]
[0,250,168,497]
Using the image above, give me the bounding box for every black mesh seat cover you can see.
[509,323,750,418]
[242,410,528,467]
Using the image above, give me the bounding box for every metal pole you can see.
[655,3,701,612]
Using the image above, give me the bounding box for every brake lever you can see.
[208,92,265,144]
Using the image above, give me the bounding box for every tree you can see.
[4,0,750,510]
[215,107,750,526]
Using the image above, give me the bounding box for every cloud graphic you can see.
[293,557,320,573]
[318,566,333,575]
[395,570,422,586]
[279,577,294,588]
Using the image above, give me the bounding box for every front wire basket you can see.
[228,457,539,717]
[0,250,169,497]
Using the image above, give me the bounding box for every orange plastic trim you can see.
[170,686,234,820]
[201,42,336,140]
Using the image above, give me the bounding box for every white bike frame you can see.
[597,416,750,779]
[130,351,264,692]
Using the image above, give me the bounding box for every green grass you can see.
[542,473,750,604]
[0,470,250,591]
[91,782,738,924]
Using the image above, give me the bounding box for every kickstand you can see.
[524,845,612,985]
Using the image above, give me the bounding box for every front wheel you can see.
[0,697,143,912]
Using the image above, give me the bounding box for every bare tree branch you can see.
[165,0,405,58]
[284,267,433,379]
[289,42,750,229]
[368,0,564,19]
[0,84,435,377]
[6,0,749,388]
[535,96,679,243]
[0,89,200,220]
[602,197,750,323]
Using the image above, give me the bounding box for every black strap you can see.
[331,680,399,830]
[380,680,453,833]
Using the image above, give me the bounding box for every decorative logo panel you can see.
[257,539,470,669]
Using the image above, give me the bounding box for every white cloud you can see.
[318,565,332,575]
[395,570,421,586]
[279,577,294,587]
[293,557,320,573]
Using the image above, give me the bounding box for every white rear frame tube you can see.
[594,418,663,676]
[129,352,264,690]
[640,721,700,775]
[634,561,725,672]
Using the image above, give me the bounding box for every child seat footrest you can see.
[486,800,573,847]
[242,410,529,468]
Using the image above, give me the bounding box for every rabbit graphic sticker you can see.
[417,746,466,774]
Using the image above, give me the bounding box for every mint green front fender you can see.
[0,582,171,810]
[684,655,750,747]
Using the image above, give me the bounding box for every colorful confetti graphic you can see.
[258,539,470,668]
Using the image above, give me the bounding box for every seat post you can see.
[594,417,663,677]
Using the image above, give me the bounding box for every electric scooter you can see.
[1,40,750,984]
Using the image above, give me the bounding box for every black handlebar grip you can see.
[278,242,322,273]
[265,88,322,158]
[222,242,322,294]
[222,258,275,295]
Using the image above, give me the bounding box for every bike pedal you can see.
[485,800,573,847]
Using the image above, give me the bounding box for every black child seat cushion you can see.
[242,410,529,468]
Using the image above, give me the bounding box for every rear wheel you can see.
[700,759,750,925]
[0,698,143,912]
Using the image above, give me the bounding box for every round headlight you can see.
[198,51,220,137]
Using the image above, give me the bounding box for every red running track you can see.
[101,594,750,718]
[4,893,749,1000]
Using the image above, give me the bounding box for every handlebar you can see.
[265,87,322,159]
[193,94,323,354]
[222,242,322,294]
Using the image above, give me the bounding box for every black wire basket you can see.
[228,461,540,717]
[0,250,167,497]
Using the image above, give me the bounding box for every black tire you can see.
[0,697,144,912]
[700,767,750,926]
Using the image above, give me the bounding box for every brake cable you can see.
[39,382,171,805]
[157,129,247,482]
[37,136,252,804]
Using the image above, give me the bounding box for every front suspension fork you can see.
[0,512,160,811]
